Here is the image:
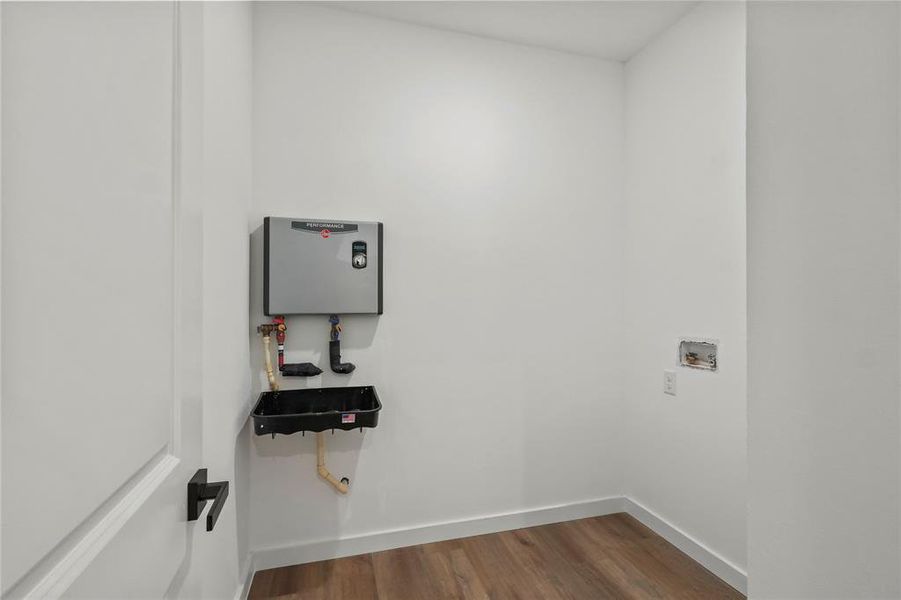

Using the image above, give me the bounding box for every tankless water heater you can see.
[253,217,383,315]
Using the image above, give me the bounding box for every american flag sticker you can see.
[341,413,356,424]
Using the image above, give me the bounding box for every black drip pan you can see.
[252,385,381,436]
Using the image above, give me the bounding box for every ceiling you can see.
[321,1,698,62]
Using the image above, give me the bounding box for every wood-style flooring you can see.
[248,513,744,599]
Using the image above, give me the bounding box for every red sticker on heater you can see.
[341,413,356,424]
[320,229,330,239]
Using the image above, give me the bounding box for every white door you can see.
[1,3,212,598]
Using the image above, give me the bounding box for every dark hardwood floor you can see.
[248,513,744,599]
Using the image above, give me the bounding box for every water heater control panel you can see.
[352,241,368,269]
[253,217,383,315]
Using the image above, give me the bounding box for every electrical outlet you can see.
[663,370,677,396]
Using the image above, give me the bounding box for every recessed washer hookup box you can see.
[253,217,383,315]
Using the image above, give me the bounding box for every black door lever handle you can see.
[187,468,229,532]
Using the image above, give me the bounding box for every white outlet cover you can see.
[663,369,677,396]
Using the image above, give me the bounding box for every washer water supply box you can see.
[252,385,382,436]
[679,339,718,371]
[252,217,383,316]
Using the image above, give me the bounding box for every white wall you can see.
[747,2,901,597]
[0,5,4,591]
[622,0,747,577]
[249,4,625,557]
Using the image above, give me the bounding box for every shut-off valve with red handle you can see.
[259,316,322,377]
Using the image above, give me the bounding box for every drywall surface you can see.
[250,4,624,554]
[748,2,900,597]
[623,1,747,576]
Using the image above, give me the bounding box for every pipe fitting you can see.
[329,340,356,374]
[316,432,348,494]
[262,334,279,392]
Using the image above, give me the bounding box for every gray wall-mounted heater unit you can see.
[252,217,383,315]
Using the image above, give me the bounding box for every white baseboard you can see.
[622,498,747,595]
[251,496,625,571]
[246,495,746,596]
[233,557,254,600]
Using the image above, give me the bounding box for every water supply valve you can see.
[258,317,322,377]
